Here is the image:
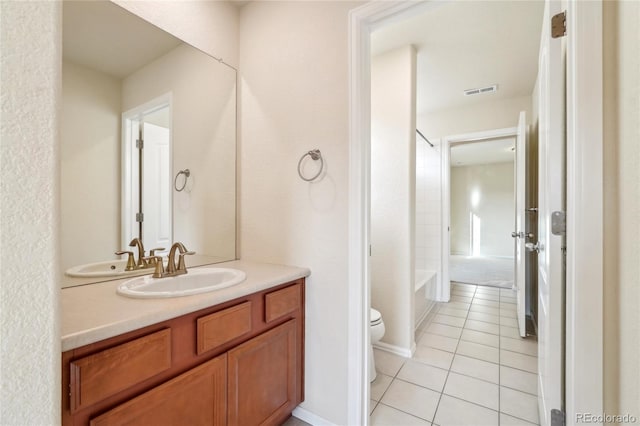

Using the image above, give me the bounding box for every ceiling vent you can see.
[464,84,498,96]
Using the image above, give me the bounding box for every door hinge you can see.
[136,212,144,223]
[551,211,566,235]
[136,139,144,149]
[551,409,565,426]
[552,11,566,38]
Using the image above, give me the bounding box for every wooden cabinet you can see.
[62,280,305,426]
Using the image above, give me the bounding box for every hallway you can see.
[370,282,538,425]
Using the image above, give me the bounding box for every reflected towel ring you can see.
[174,169,191,192]
[297,149,324,182]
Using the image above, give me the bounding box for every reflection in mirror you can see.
[61,1,237,288]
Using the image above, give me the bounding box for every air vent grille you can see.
[464,84,498,96]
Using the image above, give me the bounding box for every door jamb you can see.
[441,127,518,302]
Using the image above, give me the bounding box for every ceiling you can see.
[371,1,545,115]
[63,1,182,79]
[450,137,515,167]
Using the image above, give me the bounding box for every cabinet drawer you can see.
[70,329,171,412]
[197,301,252,355]
[264,283,301,323]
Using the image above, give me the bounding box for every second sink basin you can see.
[116,267,247,299]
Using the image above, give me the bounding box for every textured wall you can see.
[0,1,61,424]
[238,2,360,423]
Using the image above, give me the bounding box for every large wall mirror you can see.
[61,1,237,288]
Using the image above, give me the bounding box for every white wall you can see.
[238,2,360,423]
[122,44,237,260]
[418,95,532,139]
[450,161,515,257]
[603,0,640,418]
[0,1,61,424]
[416,141,442,277]
[371,46,417,353]
[61,60,122,270]
[114,0,239,67]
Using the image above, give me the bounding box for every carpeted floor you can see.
[449,255,514,288]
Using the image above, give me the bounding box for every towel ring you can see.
[297,149,324,182]
[174,169,191,192]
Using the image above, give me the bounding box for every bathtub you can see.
[415,269,437,330]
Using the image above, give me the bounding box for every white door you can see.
[514,111,527,338]
[142,121,172,252]
[535,1,566,425]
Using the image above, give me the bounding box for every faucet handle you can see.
[115,250,136,271]
[150,247,165,257]
[144,256,165,278]
[177,251,196,272]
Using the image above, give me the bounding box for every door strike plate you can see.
[551,211,566,235]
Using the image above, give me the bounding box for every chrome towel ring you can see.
[174,169,191,192]
[297,149,324,182]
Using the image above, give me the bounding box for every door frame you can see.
[441,126,518,303]
[347,1,603,424]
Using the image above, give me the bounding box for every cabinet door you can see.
[90,354,227,426]
[227,320,297,426]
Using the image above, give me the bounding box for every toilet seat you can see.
[370,308,382,326]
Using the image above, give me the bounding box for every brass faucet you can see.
[147,242,195,278]
[128,238,147,269]
[116,238,165,271]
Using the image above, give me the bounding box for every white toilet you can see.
[369,308,386,382]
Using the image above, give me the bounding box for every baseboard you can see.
[373,340,413,358]
[292,406,336,426]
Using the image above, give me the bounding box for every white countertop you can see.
[61,260,310,352]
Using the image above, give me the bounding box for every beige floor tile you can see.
[500,336,537,357]
[467,311,500,325]
[438,307,469,318]
[474,293,500,302]
[500,302,517,311]
[414,346,455,370]
[446,301,471,311]
[370,373,393,401]
[380,380,440,422]
[418,332,459,353]
[500,387,540,424]
[450,354,499,384]
[500,309,517,319]
[373,348,406,377]
[500,317,519,328]
[427,323,463,339]
[500,295,517,302]
[500,288,517,296]
[500,325,522,339]
[470,305,501,316]
[450,295,473,304]
[444,372,499,410]
[433,395,499,426]
[499,413,538,426]
[460,329,500,348]
[475,286,500,294]
[433,314,466,327]
[473,299,500,308]
[452,288,475,297]
[500,366,538,395]
[281,415,312,426]
[397,359,448,392]
[500,350,537,374]
[370,403,432,425]
[457,340,499,363]
[452,282,476,291]
[465,319,500,335]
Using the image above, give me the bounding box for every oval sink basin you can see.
[116,267,247,299]
[66,260,143,278]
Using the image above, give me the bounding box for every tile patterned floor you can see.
[370,282,539,426]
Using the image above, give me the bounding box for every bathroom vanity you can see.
[61,261,309,426]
